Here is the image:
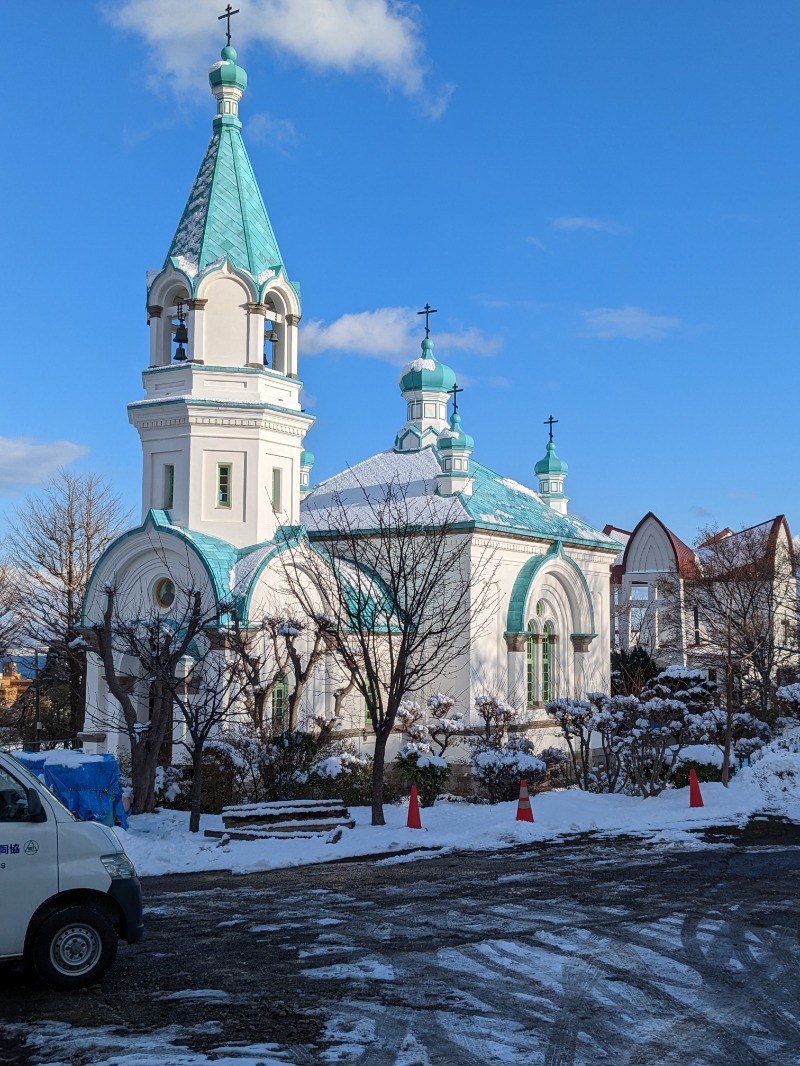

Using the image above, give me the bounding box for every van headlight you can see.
[100,853,135,879]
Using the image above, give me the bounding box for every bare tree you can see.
[7,472,129,737]
[172,649,247,832]
[678,520,798,784]
[0,557,20,657]
[84,579,230,814]
[286,475,497,825]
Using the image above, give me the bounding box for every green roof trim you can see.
[506,541,596,635]
[80,510,240,628]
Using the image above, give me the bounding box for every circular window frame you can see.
[154,577,176,609]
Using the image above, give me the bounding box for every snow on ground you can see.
[112,743,800,878]
[6,1021,292,1066]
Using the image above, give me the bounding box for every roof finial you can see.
[218,4,240,47]
[450,381,463,415]
[544,414,558,443]
[417,303,438,339]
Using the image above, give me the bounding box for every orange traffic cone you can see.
[516,778,534,822]
[407,784,422,829]
[689,768,704,808]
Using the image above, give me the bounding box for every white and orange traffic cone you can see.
[516,778,534,823]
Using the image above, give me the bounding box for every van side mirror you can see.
[26,787,46,822]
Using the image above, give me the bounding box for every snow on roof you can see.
[302,448,622,551]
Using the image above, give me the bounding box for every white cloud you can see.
[553,216,630,235]
[0,437,88,493]
[247,112,301,154]
[301,307,500,364]
[525,236,551,253]
[581,305,681,341]
[107,0,445,110]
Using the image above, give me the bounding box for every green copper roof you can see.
[534,440,569,477]
[302,447,623,553]
[398,337,457,393]
[164,49,291,294]
[166,125,285,282]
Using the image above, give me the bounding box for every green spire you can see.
[164,47,290,291]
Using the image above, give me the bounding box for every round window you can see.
[154,577,175,609]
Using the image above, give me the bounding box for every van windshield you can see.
[0,754,76,820]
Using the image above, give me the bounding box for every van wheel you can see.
[30,906,118,990]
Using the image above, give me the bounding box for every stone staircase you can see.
[204,798,355,841]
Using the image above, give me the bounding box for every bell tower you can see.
[129,38,313,549]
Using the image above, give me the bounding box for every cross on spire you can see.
[218,4,240,46]
[544,414,558,443]
[417,303,438,338]
[450,382,464,414]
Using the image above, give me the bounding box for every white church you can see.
[81,42,622,757]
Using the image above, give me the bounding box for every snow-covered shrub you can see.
[471,735,547,804]
[547,695,623,793]
[426,693,465,755]
[304,746,375,806]
[394,744,450,807]
[777,683,800,717]
[474,694,518,747]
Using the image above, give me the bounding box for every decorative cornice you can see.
[188,299,208,310]
[286,313,301,326]
[147,304,163,319]
[246,302,267,316]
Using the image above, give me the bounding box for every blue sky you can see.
[3,1,799,543]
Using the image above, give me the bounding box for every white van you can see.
[0,749,143,989]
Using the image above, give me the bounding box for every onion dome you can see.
[535,440,569,477]
[398,337,457,394]
[208,45,248,94]
[437,412,474,452]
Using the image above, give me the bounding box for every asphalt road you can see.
[3,828,800,1065]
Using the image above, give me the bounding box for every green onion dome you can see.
[209,45,248,92]
[534,440,569,476]
[437,412,474,451]
[398,337,457,394]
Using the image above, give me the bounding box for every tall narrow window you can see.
[272,676,287,731]
[542,622,553,703]
[217,463,232,508]
[693,605,700,645]
[526,621,537,706]
[163,464,175,510]
[271,467,282,513]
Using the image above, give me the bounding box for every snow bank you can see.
[111,729,800,879]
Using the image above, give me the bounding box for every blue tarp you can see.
[15,752,128,829]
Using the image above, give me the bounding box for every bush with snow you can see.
[305,747,375,806]
[394,742,450,807]
[470,735,551,804]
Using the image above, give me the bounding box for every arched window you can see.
[272,676,287,731]
[526,621,538,707]
[542,622,554,702]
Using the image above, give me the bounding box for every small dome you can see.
[209,46,248,92]
[398,337,457,394]
[300,448,315,467]
[437,412,474,452]
[534,440,569,476]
